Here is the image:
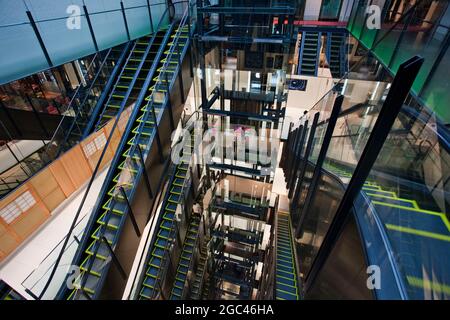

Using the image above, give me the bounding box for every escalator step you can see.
[277,264,295,274]
[276,275,297,287]
[171,287,182,297]
[168,193,181,203]
[178,265,188,274]
[143,276,156,289]
[86,240,109,260]
[276,283,298,295]
[146,266,158,278]
[153,247,165,258]
[97,211,122,229]
[160,219,173,230]
[149,256,162,268]
[276,289,298,300]
[163,211,175,221]
[158,228,174,240]
[166,202,177,212]
[155,237,169,249]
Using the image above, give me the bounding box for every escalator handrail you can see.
[36,1,189,300]
[44,49,110,155]
[294,156,409,299]
[57,47,118,155]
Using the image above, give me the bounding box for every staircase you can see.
[169,214,201,299]
[65,21,191,300]
[298,31,321,76]
[138,128,194,300]
[275,211,300,300]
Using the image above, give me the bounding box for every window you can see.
[83,133,107,157]
[0,191,36,224]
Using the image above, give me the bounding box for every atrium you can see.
[0,0,449,301]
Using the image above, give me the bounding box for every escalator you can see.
[59,43,132,148]
[190,240,208,299]
[169,214,201,299]
[92,34,165,131]
[0,280,24,300]
[325,163,450,299]
[138,128,194,300]
[327,32,346,78]
[298,31,321,76]
[275,210,300,300]
[63,20,191,299]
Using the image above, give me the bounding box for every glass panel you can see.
[421,44,450,124]
[351,0,371,39]
[305,214,374,299]
[360,0,387,49]
[0,24,49,84]
[361,99,450,299]
[124,0,153,39]
[320,0,343,21]
[389,0,449,94]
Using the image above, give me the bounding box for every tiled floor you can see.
[0,168,109,299]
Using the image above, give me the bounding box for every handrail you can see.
[44,50,107,150]
[35,1,184,300]
[57,48,116,154]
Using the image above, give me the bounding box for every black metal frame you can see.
[304,56,423,293]
[295,95,343,238]
[26,11,53,67]
[288,121,308,198]
[292,112,320,211]
[83,5,99,52]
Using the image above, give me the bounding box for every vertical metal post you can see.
[101,236,127,280]
[146,0,154,34]
[177,43,185,103]
[119,187,141,237]
[304,56,423,294]
[288,121,308,198]
[292,112,320,210]
[25,95,50,139]
[137,146,154,198]
[121,1,131,41]
[286,125,301,183]
[295,96,343,238]
[26,11,53,67]
[0,101,22,138]
[164,71,175,130]
[83,5,99,52]
[150,106,165,163]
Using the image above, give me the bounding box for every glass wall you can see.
[286,0,450,299]
[347,0,450,124]
[0,0,167,84]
